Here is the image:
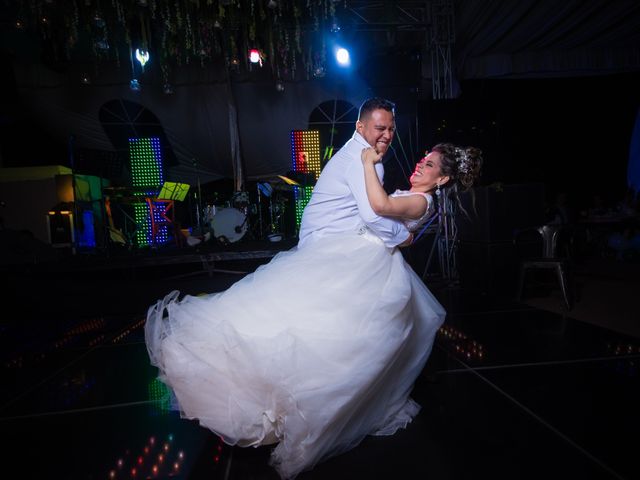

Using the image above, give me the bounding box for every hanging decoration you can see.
[135,49,150,69]
[9,0,343,88]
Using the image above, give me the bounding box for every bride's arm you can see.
[361,148,427,220]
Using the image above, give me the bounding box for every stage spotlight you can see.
[336,47,350,66]
[248,48,263,66]
[135,49,150,68]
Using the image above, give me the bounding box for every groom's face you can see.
[356,109,396,155]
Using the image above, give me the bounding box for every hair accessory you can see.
[455,147,471,174]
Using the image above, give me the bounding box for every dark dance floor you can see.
[1,236,638,480]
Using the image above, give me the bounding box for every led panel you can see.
[129,137,164,246]
[290,130,321,229]
[129,137,163,188]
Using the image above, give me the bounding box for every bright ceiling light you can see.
[248,48,263,66]
[135,49,150,67]
[336,47,350,66]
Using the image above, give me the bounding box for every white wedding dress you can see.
[145,226,445,479]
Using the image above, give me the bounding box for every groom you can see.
[299,97,412,248]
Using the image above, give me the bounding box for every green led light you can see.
[148,378,172,414]
[134,203,151,246]
[294,185,313,229]
[129,137,164,188]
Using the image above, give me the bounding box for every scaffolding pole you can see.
[428,0,456,100]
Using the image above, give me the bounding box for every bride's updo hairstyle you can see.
[431,143,483,215]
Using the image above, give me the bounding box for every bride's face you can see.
[410,151,446,192]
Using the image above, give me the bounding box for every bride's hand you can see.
[361,147,383,165]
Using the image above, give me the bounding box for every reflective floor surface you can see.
[2,249,638,480]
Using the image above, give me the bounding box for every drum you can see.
[231,191,251,210]
[210,207,247,243]
[203,204,217,224]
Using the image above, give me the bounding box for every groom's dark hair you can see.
[358,97,396,120]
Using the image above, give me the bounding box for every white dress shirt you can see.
[298,131,411,248]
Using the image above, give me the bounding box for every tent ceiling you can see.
[1,1,640,183]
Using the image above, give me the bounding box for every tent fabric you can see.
[11,59,372,183]
[453,0,640,79]
[628,107,640,193]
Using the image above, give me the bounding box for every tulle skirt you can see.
[145,229,445,479]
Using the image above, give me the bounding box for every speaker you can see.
[457,241,518,296]
[456,183,546,243]
[47,212,75,247]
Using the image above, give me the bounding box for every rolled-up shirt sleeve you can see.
[346,158,411,248]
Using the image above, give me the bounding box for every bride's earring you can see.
[435,183,441,196]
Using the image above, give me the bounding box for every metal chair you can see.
[514,224,574,310]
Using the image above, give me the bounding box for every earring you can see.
[436,183,441,196]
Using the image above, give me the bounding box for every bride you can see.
[145,98,482,479]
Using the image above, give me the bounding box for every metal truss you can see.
[343,1,456,100]
[428,0,455,99]
[422,191,459,283]
[344,1,428,32]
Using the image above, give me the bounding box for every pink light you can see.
[249,49,261,64]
